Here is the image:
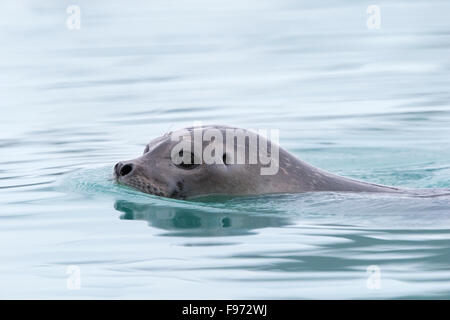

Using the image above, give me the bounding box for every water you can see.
[1,0,450,299]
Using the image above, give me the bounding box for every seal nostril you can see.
[119,164,133,177]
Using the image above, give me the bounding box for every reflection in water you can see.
[114,200,291,236]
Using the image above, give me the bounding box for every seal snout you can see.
[114,161,135,178]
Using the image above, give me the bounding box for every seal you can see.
[113,125,403,199]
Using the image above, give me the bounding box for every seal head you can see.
[114,125,286,199]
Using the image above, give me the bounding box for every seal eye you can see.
[143,145,149,154]
[177,151,200,170]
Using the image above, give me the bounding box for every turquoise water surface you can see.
[1,0,450,299]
